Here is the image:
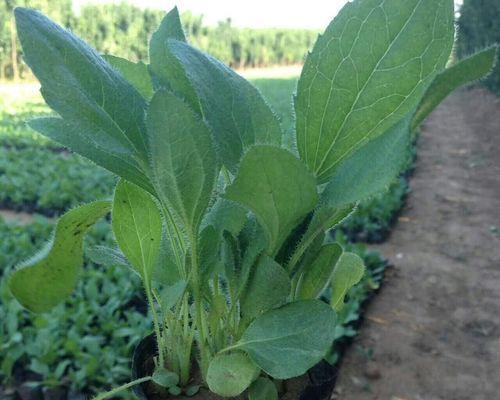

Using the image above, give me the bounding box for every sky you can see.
[73,0,349,29]
[73,0,464,29]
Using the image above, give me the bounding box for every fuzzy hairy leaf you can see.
[103,55,154,100]
[15,8,150,163]
[331,252,365,311]
[225,145,318,255]
[207,353,259,397]
[112,180,162,284]
[166,40,283,173]
[295,0,454,183]
[9,201,110,313]
[148,7,199,110]
[248,377,278,400]
[146,89,218,234]
[28,117,154,194]
[240,256,291,320]
[321,116,412,208]
[236,300,336,379]
[297,243,343,300]
[412,46,498,129]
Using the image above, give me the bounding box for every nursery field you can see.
[0,77,400,399]
[335,89,500,400]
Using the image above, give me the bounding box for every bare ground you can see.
[334,88,500,400]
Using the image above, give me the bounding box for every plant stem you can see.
[145,280,165,367]
[91,377,151,400]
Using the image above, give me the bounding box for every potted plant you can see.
[8,0,495,398]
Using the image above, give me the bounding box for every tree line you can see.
[0,0,318,80]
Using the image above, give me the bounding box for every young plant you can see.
[8,1,495,398]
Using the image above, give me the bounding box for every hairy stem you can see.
[91,377,151,400]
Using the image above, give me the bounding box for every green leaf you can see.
[321,116,412,208]
[160,280,187,311]
[149,7,199,111]
[412,46,498,130]
[225,145,318,255]
[86,245,132,270]
[9,201,110,313]
[103,55,154,100]
[297,243,343,300]
[166,40,283,173]
[331,252,365,311]
[15,8,149,161]
[207,353,259,397]
[240,256,291,320]
[112,180,162,284]
[28,118,154,195]
[152,367,179,388]
[202,198,248,239]
[287,204,355,273]
[236,300,336,379]
[146,89,218,235]
[248,377,278,400]
[295,0,454,183]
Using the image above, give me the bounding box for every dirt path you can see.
[334,88,500,400]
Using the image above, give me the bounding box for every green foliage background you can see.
[457,0,500,94]
[0,0,317,80]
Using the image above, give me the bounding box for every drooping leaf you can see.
[412,46,498,129]
[15,8,150,163]
[236,300,336,379]
[160,280,187,311]
[331,252,365,311]
[202,198,248,239]
[295,0,454,183]
[146,89,218,235]
[240,256,291,320]
[103,55,154,100]
[206,353,259,397]
[112,180,162,285]
[166,40,283,173]
[297,243,343,300]
[248,377,278,400]
[321,116,412,208]
[9,201,110,313]
[225,145,318,255]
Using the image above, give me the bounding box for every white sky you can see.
[74,0,464,29]
[73,0,349,29]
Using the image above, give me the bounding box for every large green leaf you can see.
[15,8,150,163]
[166,40,283,173]
[146,90,218,234]
[297,243,343,300]
[103,55,154,100]
[28,118,154,194]
[207,353,259,397]
[112,180,162,284]
[295,0,454,183]
[331,252,365,311]
[225,145,318,255]
[412,46,497,130]
[235,300,336,379]
[321,116,412,208]
[9,201,111,313]
[240,256,291,320]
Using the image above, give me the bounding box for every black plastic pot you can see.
[131,334,337,400]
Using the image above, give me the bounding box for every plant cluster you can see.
[7,0,495,399]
